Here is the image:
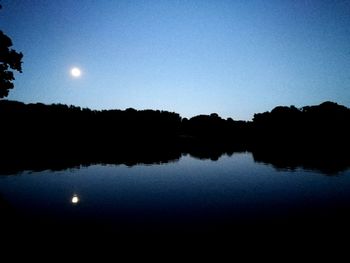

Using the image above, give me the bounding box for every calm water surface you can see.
[1,152,350,233]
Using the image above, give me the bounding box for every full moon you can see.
[71,67,81,77]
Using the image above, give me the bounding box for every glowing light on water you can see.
[71,194,79,204]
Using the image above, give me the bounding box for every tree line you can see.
[1,100,349,148]
[1,99,349,175]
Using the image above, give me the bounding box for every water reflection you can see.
[1,152,350,240]
[71,194,79,204]
[0,146,349,175]
[252,148,350,175]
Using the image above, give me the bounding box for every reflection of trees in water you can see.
[251,147,350,175]
[1,143,349,175]
[1,100,349,175]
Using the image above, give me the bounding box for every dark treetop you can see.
[0,100,349,175]
[0,30,23,98]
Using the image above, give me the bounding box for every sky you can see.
[1,0,350,120]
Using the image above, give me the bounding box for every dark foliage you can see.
[0,100,349,174]
[0,31,23,98]
[252,101,350,147]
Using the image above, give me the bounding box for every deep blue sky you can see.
[1,0,349,120]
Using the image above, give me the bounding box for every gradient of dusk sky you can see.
[1,0,349,120]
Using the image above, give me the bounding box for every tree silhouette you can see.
[0,10,23,98]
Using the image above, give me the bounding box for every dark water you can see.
[1,152,350,239]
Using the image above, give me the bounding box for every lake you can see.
[1,151,350,238]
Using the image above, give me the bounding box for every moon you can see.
[71,67,81,78]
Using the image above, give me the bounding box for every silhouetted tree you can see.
[0,10,23,98]
[1,99,350,175]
